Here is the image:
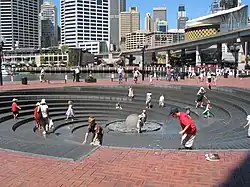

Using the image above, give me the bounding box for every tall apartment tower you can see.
[177,4,188,30]
[110,0,126,51]
[0,0,39,50]
[153,7,167,32]
[61,0,109,54]
[119,7,140,46]
[145,13,152,32]
[39,1,58,48]
[153,7,167,22]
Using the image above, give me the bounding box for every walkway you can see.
[0,76,250,187]
[1,76,250,91]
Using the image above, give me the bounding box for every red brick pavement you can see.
[0,148,249,187]
[1,76,250,91]
[1,77,250,187]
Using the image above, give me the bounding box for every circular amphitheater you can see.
[0,85,249,160]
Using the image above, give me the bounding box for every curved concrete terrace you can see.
[0,77,250,187]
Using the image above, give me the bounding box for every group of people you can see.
[195,87,212,118]
[11,82,250,149]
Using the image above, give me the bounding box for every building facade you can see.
[39,1,58,48]
[119,7,140,48]
[0,0,39,50]
[60,0,109,54]
[109,0,126,51]
[153,7,167,22]
[125,31,147,50]
[145,13,152,32]
[155,20,168,33]
[146,30,185,48]
[177,4,188,30]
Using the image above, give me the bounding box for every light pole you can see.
[229,43,241,78]
[0,37,5,86]
[141,44,148,81]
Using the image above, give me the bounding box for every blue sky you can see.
[54,0,250,29]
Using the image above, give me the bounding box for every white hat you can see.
[36,102,40,106]
[12,98,18,102]
[143,110,146,113]
[247,115,250,121]
[40,99,46,104]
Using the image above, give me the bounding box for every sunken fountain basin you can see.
[106,114,162,133]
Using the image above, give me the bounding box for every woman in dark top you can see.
[82,117,103,145]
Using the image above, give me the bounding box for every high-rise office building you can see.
[0,0,39,50]
[177,4,188,30]
[120,7,140,47]
[39,0,44,12]
[153,7,167,22]
[156,19,168,33]
[61,0,109,54]
[39,1,58,48]
[110,0,126,51]
[145,13,152,32]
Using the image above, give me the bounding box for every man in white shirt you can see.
[38,98,49,134]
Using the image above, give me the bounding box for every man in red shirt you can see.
[11,98,21,120]
[170,108,197,150]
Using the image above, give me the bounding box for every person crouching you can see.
[170,108,197,150]
[82,117,104,146]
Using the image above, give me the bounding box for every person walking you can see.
[146,90,152,109]
[65,101,74,121]
[34,102,40,129]
[169,108,197,150]
[128,86,134,101]
[38,99,50,135]
[11,98,21,120]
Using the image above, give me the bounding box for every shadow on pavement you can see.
[219,152,250,187]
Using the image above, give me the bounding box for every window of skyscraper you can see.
[97,0,102,5]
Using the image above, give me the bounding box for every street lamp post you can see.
[141,44,148,81]
[0,39,5,86]
[229,43,241,78]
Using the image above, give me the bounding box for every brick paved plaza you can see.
[0,77,250,187]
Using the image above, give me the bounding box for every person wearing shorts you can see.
[11,98,21,120]
[170,108,197,150]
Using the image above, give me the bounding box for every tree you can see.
[61,45,69,54]
[40,56,46,66]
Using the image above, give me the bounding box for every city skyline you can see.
[54,0,250,29]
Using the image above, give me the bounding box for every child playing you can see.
[195,87,207,108]
[128,86,134,101]
[244,115,250,138]
[203,100,212,118]
[111,72,115,82]
[159,95,165,107]
[64,73,68,84]
[116,102,122,110]
[66,101,74,121]
[11,98,21,120]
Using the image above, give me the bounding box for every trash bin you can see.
[21,77,27,85]
[224,73,228,78]
[180,72,185,80]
